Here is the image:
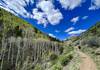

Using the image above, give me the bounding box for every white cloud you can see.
[65,27,74,32]
[68,29,86,35]
[89,6,96,10]
[58,0,84,10]
[89,0,100,10]
[82,16,88,20]
[1,0,63,27]
[71,16,79,23]
[47,9,63,25]
[37,0,54,13]
[34,0,63,26]
[0,0,62,27]
[25,0,34,5]
[0,5,18,16]
[32,8,48,24]
[48,33,56,38]
[55,30,60,33]
[0,0,33,17]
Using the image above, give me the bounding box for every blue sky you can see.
[0,0,100,40]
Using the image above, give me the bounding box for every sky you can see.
[0,0,100,40]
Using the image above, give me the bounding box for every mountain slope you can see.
[0,8,75,70]
[0,8,62,42]
[80,22,100,39]
[65,21,100,70]
[78,22,100,70]
[0,8,49,40]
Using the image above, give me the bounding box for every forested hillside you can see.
[0,8,100,70]
[80,22,100,39]
[63,21,100,70]
[0,8,50,41]
[73,22,100,70]
[0,8,75,70]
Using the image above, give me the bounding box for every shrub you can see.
[63,46,74,54]
[50,63,62,70]
[87,37,100,47]
[59,47,64,54]
[80,39,87,46]
[34,64,43,70]
[95,48,100,55]
[81,37,100,47]
[49,53,58,61]
[59,53,73,66]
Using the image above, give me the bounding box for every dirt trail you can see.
[63,49,97,70]
[78,51,97,70]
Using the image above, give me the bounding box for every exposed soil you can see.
[63,50,97,70]
[78,51,97,70]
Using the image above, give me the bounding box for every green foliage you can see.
[63,46,74,54]
[59,52,73,66]
[50,63,62,70]
[65,52,81,70]
[79,22,100,70]
[0,8,76,70]
[49,53,58,61]
[81,46,100,70]
[0,8,50,40]
[0,8,66,70]
[80,21,100,38]
[34,64,43,70]
[95,48,100,55]
[69,36,80,42]
[87,37,100,47]
[59,47,64,54]
[80,37,100,47]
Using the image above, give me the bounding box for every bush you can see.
[87,37,100,47]
[95,48,100,55]
[63,46,74,54]
[50,64,62,70]
[81,37,100,47]
[80,39,87,46]
[59,53,73,66]
[34,64,43,70]
[49,53,58,61]
[59,47,64,54]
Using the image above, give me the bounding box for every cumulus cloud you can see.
[48,33,56,38]
[68,29,86,35]
[32,8,48,27]
[32,0,63,26]
[37,0,54,13]
[47,9,63,25]
[0,0,34,17]
[65,27,74,32]
[58,0,84,10]
[0,0,63,27]
[71,16,79,23]
[32,8,48,24]
[89,0,100,10]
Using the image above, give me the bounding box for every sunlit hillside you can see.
[0,8,100,70]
